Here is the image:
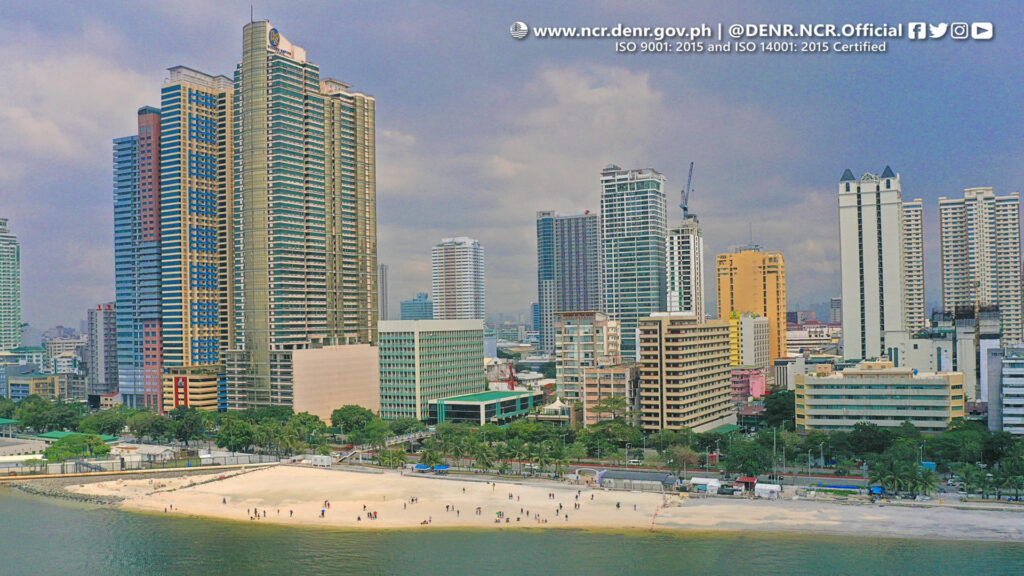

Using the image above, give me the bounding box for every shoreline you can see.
[18,466,1024,543]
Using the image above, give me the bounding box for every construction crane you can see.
[505,364,519,391]
[680,161,695,219]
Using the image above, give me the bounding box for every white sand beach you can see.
[69,466,1024,541]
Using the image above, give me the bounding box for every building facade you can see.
[838,167,908,360]
[716,246,787,363]
[86,303,118,400]
[796,361,965,432]
[600,165,668,359]
[638,314,735,432]
[225,22,378,410]
[378,320,485,420]
[431,237,485,320]
[902,199,926,333]
[938,188,1022,343]
[378,264,389,321]
[400,293,434,320]
[829,297,842,324]
[536,210,602,353]
[730,366,767,404]
[554,311,620,403]
[728,311,770,369]
[987,345,1024,435]
[159,67,234,413]
[0,218,20,351]
[666,216,704,318]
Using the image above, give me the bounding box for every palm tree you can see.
[506,439,528,475]
[377,448,407,469]
[534,440,555,474]
[472,442,496,471]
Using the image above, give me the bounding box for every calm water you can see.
[2,488,1023,576]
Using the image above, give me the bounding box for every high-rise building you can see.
[536,210,601,353]
[716,246,787,363]
[0,218,20,351]
[157,67,234,413]
[400,293,434,320]
[728,311,770,369]
[86,303,118,401]
[322,78,378,344]
[431,237,485,320]
[838,167,907,360]
[988,345,1024,435]
[378,320,485,420]
[638,314,735,432]
[903,199,926,333]
[378,264,389,321]
[225,22,377,410]
[939,188,1022,343]
[554,311,620,403]
[600,165,668,358]
[666,216,704,318]
[829,297,842,324]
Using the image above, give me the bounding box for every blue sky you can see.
[2,1,1021,328]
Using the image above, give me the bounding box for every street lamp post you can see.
[819,442,825,469]
[807,449,813,486]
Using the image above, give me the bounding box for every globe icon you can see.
[510,22,528,40]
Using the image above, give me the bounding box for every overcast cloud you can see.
[1,1,1021,328]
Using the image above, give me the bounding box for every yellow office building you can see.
[716,247,787,363]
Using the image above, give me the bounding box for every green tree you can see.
[376,448,408,468]
[849,422,894,457]
[128,411,169,442]
[665,445,700,480]
[472,441,496,470]
[761,389,795,430]
[723,438,772,476]
[0,397,15,419]
[253,421,282,454]
[167,406,204,447]
[216,418,255,453]
[78,409,128,436]
[565,441,588,462]
[592,396,629,422]
[43,434,111,462]
[388,417,427,436]
[330,405,376,434]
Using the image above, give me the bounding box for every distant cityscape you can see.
[1,21,1022,443]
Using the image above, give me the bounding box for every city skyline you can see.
[2,3,1022,328]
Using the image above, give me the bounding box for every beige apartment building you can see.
[795,360,965,432]
[638,314,736,432]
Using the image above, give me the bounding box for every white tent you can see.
[754,483,782,499]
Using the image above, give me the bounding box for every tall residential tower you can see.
[536,210,601,353]
[939,188,1022,343]
[838,167,907,360]
[716,246,787,363]
[0,218,20,351]
[431,237,485,320]
[600,165,668,358]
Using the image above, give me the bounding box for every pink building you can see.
[731,366,767,404]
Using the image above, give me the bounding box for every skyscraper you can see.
[0,218,20,351]
[939,188,1022,343]
[86,303,118,401]
[666,216,704,317]
[158,67,234,413]
[431,237,485,320]
[838,167,906,360]
[600,165,668,358]
[903,198,926,333]
[378,264,389,321]
[536,210,601,353]
[716,246,787,363]
[829,297,842,324]
[224,22,378,410]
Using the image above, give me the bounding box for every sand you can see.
[69,465,1024,541]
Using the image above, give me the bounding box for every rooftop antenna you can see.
[680,161,695,219]
[250,4,254,23]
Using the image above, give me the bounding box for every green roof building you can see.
[429,390,544,425]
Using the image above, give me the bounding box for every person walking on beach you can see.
[290,510,293,518]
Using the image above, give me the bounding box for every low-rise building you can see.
[582,363,637,426]
[428,390,544,425]
[8,371,65,401]
[163,365,220,412]
[729,311,770,370]
[985,345,1024,435]
[796,360,965,432]
[730,366,766,404]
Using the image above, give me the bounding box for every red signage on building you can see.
[173,376,189,407]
